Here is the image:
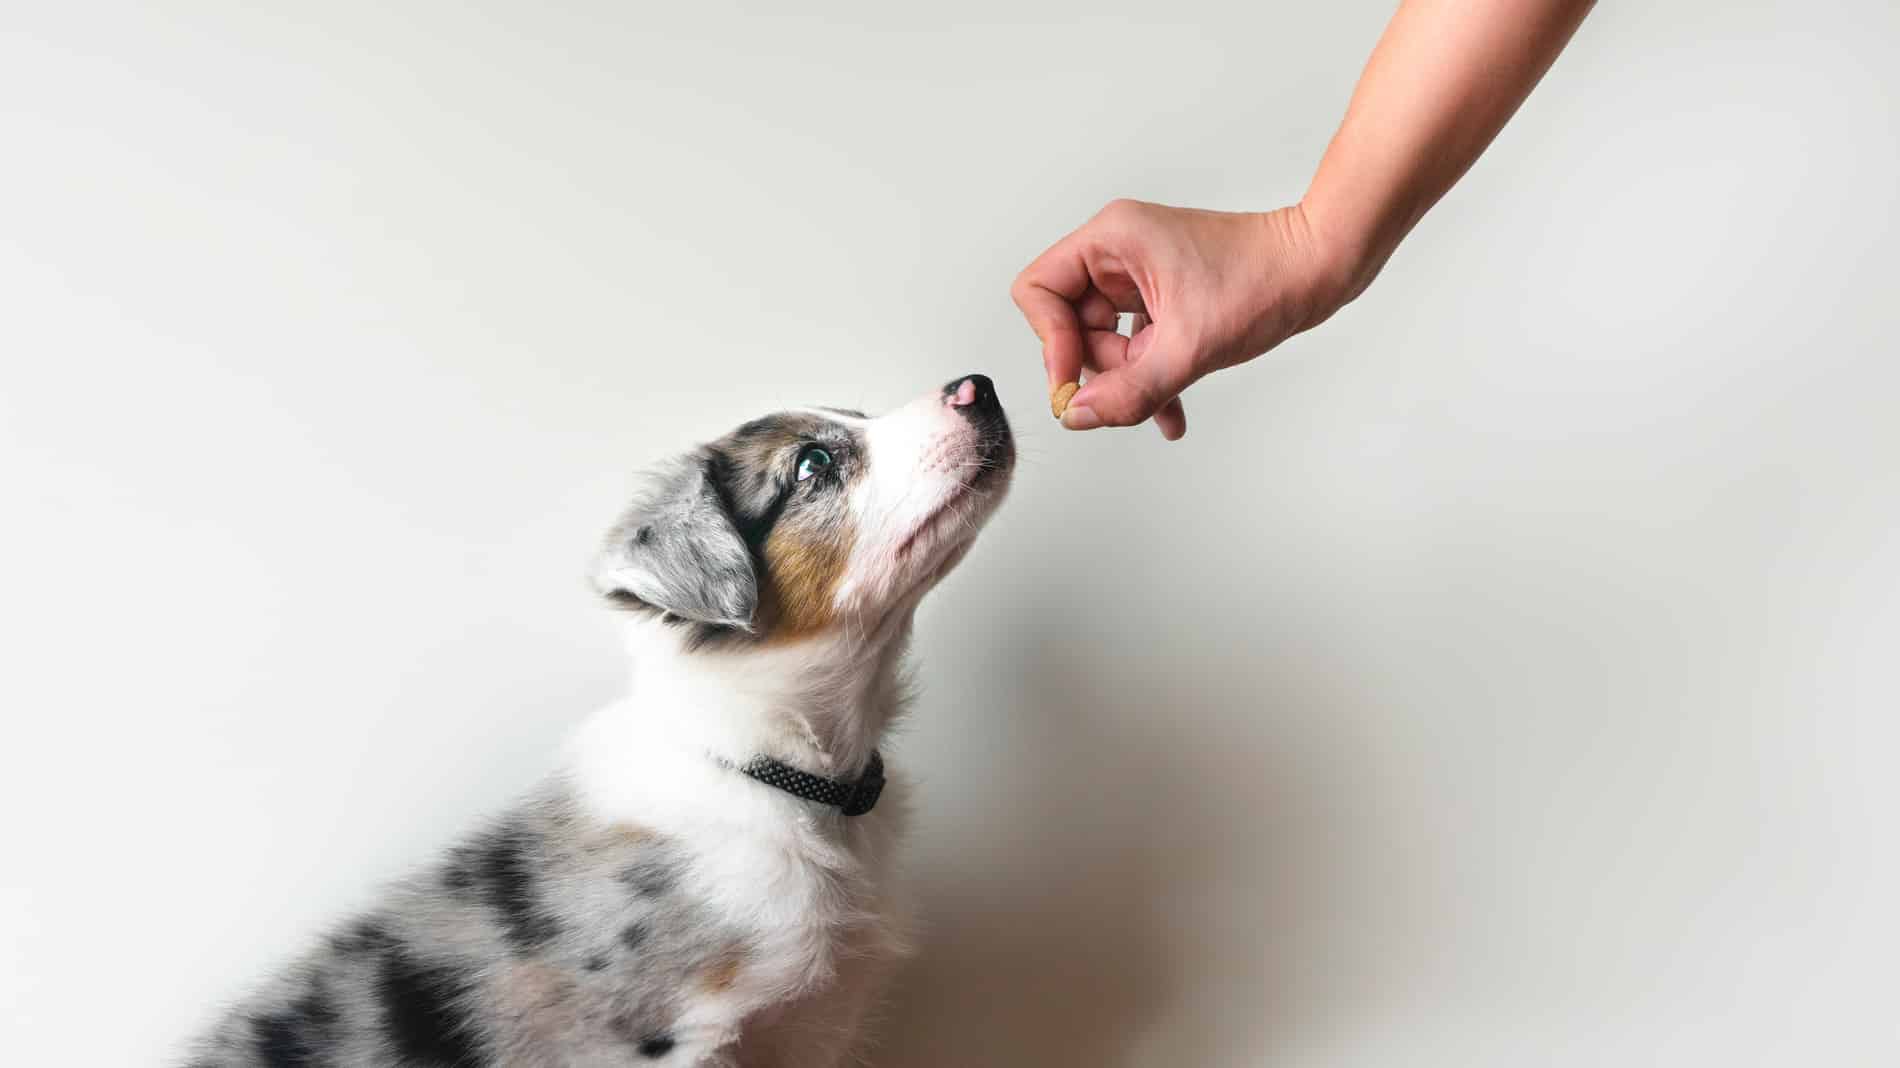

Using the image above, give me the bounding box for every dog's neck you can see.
[564,616,911,837]
[595,614,911,782]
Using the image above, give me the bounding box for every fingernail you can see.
[1060,405,1101,431]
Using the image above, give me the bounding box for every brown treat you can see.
[1050,381,1080,420]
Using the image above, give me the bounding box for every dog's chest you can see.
[708,833,912,1066]
[552,778,913,1062]
[483,787,910,1064]
[678,805,910,997]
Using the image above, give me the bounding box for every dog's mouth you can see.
[895,457,1009,560]
[895,479,977,560]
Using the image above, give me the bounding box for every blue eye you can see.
[796,445,833,482]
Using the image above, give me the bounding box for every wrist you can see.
[1293,192,1396,311]
[1245,204,1358,344]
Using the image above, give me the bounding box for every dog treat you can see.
[1050,381,1080,420]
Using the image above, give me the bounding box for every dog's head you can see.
[594,374,1014,647]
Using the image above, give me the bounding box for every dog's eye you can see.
[796,445,833,483]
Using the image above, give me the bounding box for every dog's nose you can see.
[942,373,999,414]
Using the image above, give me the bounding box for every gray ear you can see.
[593,455,758,629]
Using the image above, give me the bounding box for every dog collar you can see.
[738,751,885,817]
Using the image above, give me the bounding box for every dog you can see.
[185,374,1015,1067]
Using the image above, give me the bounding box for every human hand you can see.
[1010,199,1352,440]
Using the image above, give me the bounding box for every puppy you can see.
[186,375,1015,1067]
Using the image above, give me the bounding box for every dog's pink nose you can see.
[941,373,1000,415]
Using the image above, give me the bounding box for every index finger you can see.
[1010,232,1092,391]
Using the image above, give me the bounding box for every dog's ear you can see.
[593,455,758,630]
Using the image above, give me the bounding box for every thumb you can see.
[1061,324,1194,430]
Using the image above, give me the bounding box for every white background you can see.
[4,2,1897,1064]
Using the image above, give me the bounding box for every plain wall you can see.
[4,2,1897,1064]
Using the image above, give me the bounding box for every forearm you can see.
[1302,0,1595,299]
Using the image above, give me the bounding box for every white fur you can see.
[838,387,1011,616]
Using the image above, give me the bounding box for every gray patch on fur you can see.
[592,412,866,642]
[183,782,748,1067]
[594,454,759,629]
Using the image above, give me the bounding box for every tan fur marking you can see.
[586,822,656,854]
[700,949,747,994]
[762,524,854,640]
[494,961,580,1046]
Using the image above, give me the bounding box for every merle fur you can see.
[595,411,866,651]
[184,787,746,1067]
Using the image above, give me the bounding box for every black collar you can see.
[738,751,885,817]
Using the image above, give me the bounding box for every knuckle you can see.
[1098,198,1145,226]
[1009,274,1046,313]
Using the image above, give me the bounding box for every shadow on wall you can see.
[874,630,1408,1067]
